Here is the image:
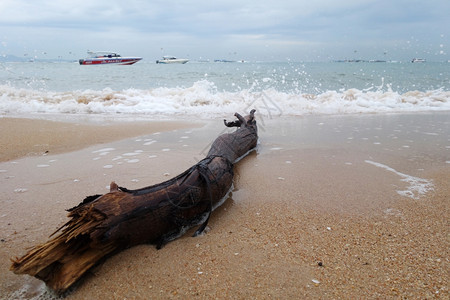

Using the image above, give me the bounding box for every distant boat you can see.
[79,51,142,65]
[156,56,189,64]
[214,59,236,63]
[334,59,366,63]
[214,59,246,63]
[411,58,426,63]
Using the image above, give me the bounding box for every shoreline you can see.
[1,112,448,299]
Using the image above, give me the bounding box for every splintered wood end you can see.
[110,182,119,192]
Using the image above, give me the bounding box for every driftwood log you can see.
[10,110,258,293]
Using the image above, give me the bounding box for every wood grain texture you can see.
[10,110,258,293]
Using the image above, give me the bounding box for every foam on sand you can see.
[365,160,434,199]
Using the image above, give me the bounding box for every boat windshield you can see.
[88,52,121,58]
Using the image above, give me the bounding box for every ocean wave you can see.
[1,81,449,117]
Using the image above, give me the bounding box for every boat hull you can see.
[156,59,189,64]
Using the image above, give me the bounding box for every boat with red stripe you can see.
[79,51,142,65]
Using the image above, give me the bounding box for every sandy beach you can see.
[0,112,448,299]
[0,117,201,162]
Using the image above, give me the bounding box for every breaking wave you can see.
[1,81,449,117]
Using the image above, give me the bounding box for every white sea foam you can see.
[92,148,115,153]
[123,152,141,156]
[1,83,449,117]
[6,280,57,300]
[365,160,434,199]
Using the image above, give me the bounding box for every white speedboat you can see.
[156,56,189,64]
[79,51,142,65]
[411,58,426,63]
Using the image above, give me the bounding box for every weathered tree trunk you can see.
[10,110,258,294]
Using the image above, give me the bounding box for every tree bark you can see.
[10,110,258,294]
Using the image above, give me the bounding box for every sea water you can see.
[0,60,449,117]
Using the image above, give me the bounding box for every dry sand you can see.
[0,112,448,299]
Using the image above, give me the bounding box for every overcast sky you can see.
[0,0,449,62]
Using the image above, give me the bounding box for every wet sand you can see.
[0,117,200,162]
[1,112,448,299]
